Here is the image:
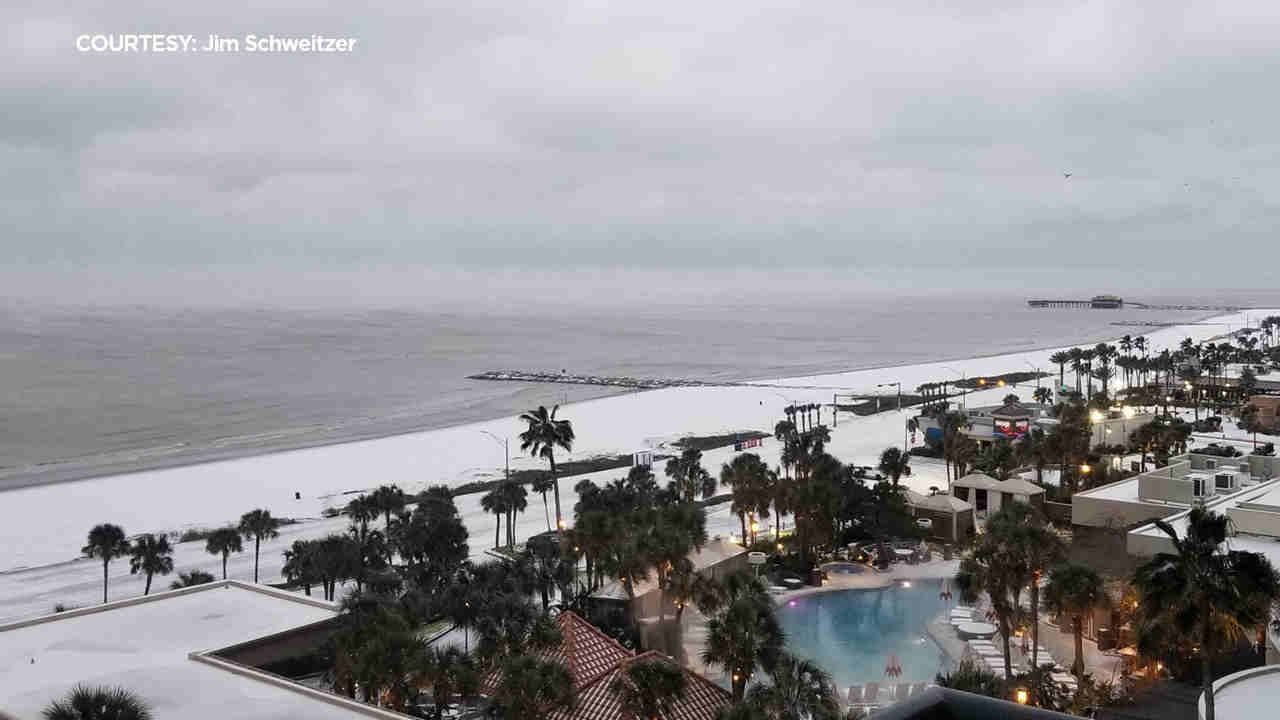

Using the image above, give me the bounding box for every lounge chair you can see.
[864,683,880,705]
[847,685,863,706]
[911,682,928,696]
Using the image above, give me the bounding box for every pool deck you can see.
[776,558,962,601]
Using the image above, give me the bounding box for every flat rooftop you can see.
[0,581,358,720]
[1130,481,1280,543]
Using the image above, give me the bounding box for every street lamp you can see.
[1024,361,1042,390]
[942,365,967,410]
[479,431,510,481]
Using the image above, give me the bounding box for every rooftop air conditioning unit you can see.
[1215,473,1235,492]
[1205,459,1217,470]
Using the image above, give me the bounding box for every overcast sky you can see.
[6,1,1280,295]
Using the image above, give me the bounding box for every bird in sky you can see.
[1063,172,1072,179]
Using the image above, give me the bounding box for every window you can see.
[1193,476,1207,497]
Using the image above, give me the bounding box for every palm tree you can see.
[238,509,280,583]
[531,473,556,532]
[935,657,1004,698]
[955,526,1027,677]
[721,453,771,545]
[82,524,130,604]
[500,478,529,548]
[42,685,152,720]
[282,539,319,595]
[702,574,784,701]
[519,405,575,533]
[876,447,910,487]
[205,527,243,580]
[1043,564,1105,677]
[370,484,407,533]
[986,503,1064,671]
[415,646,479,720]
[128,534,174,595]
[610,657,688,720]
[1068,348,1084,394]
[1023,426,1054,486]
[345,495,378,541]
[666,446,716,503]
[744,651,841,720]
[1049,351,1071,390]
[492,655,575,719]
[1033,386,1053,405]
[481,486,508,550]
[170,570,215,589]
[1132,507,1280,720]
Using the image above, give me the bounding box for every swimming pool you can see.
[777,579,950,687]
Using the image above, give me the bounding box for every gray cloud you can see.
[4,0,1280,281]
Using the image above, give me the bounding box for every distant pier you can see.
[1029,295,1246,312]
[1028,294,1124,309]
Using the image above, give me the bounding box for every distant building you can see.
[905,489,975,542]
[1072,452,1280,530]
[1245,395,1280,433]
[591,537,747,621]
[950,472,1045,517]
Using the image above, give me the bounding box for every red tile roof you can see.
[547,651,733,720]
[480,610,634,694]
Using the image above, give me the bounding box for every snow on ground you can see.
[0,310,1271,621]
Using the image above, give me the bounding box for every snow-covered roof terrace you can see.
[0,581,377,720]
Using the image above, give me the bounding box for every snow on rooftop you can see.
[0,581,351,720]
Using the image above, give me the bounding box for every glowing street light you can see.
[1016,688,1029,705]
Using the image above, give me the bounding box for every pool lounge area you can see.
[778,579,953,706]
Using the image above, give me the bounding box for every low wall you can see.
[1043,501,1072,524]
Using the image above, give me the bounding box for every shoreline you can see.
[0,307,1270,608]
[0,310,1222,496]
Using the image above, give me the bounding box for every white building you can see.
[950,472,1046,517]
[0,580,403,720]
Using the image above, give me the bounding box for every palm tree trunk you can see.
[1000,615,1013,678]
[542,494,551,531]
[551,454,563,533]
[145,573,153,596]
[1073,618,1084,676]
[1030,583,1040,669]
[494,515,500,549]
[1202,612,1216,720]
[740,512,747,546]
[102,559,109,604]
[254,537,261,583]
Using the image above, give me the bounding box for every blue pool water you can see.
[777,580,951,688]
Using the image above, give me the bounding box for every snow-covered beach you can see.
[0,309,1268,621]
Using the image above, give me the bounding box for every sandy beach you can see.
[0,308,1270,621]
